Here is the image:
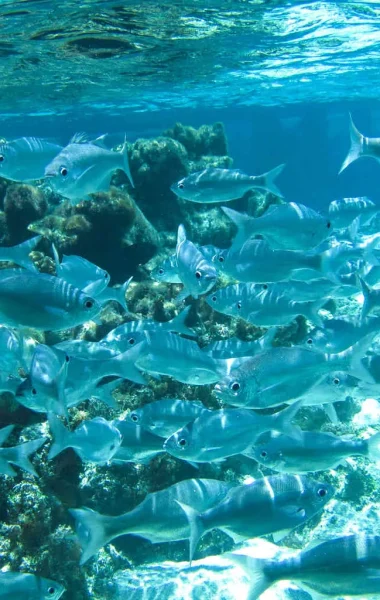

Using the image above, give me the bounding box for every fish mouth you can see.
[213,384,223,397]
[44,172,56,178]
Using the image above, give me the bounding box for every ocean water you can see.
[0,1,380,599]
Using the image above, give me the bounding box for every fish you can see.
[297,371,359,424]
[27,344,69,419]
[151,254,181,283]
[54,339,117,360]
[110,419,164,464]
[0,571,65,599]
[303,315,380,354]
[328,196,378,229]
[249,429,380,473]
[222,202,332,251]
[176,224,217,299]
[164,401,302,463]
[359,276,380,320]
[0,326,30,374]
[206,282,325,327]
[177,474,334,562]
[0,236,41,272]
[17,340,146,414]
[233,534,380,599]
[52,244,110,295]
[94,277,132,312]
[171,164,285,203]
[202,329,276,359]
[339,113,380,174]
[44,133,134,202]
[48,414,123,464]
[0,425,47,477]
[0,137,62,182]
[69,478,233,564]
[0,269,101,330]
[129,398,210,438]
[135,331,227,385]
[213,343,369,409]
[100,306,194,351]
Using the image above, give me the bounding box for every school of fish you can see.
[1,115,380,598]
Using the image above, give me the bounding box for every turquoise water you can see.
[1,1,380,599]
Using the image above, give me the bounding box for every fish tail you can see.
[51,243,60,273]
[121,135,134,188]
[0,424,15,446]
[303,300,325,328]
[112,276,133,312]
[90,378,121,409]
[323,403,340,425]
[359,276,374,321]
[225,553,273,600]
[221,206,253,244]
[257,163,285,197]
[175,500,205,565]
[9,437,47,476]
[367,431,380,461]
[339,114,364,174]
[47,413,70,459]
[113,340,147,385]
[69,507,111,565]
[273,399,303,439]
[166,305,195,336]
[5,235,41,272]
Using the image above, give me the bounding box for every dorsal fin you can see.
[69,132,89,144]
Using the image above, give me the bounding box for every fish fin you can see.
[0,424,15,447]
[225,553,272,600]
[258,163,285,197]
[175,500,204,565]
[272,528,291,543]
[90,379,121,409]
[51,243,60,273]
[176,287,191,302]
[221,206,252,243]
[359,276,374,321]
[70,132,89,144]
[113,340,147,385]
[260,327,277,349]
[47,413,70,460]
[0,459,17,476]
[166,305,195,337]
[100,277,133,312]
[347,216,361,242]
[303,300,325,328]
[121,135,134,188]
[91,133,108,148]
[176,223,187,249]
[273,399,303,439]
[367,431,380,461]
[339,114,365,174]
[7,437,47,476]
[323,403,339,424]
[5,236,41,272]
[69,507,109,565]
[185,460,200,470]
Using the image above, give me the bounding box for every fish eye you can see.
[158,268,164,275]
[178,182,184,189]
[178,438,187,447]
[31,387,37,396]
[260,450,267,458]
[84,299,94,309]
[195,271,202,279]
[65,354,70,363]
[128,337,135,345]
[60,166,68,177]
[333,377,340,385]
[130,413,139,423]
[306,338,313,345]
[47,587,56,596]
[237,302,242,310]
[211,295,217,302]
[327,221,331,229]
[262,284,268,290]
[0,154,4,162]
[230,381,240,393]
[218,255,225,263]
[317,487,328,498]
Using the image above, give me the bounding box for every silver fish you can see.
[329,196,378,229]
[177,474,334,562]
[0,425,47,477]
[0,269,101,330]
[0,571,65,600]
[44,134,133,202]
[129,398,210,438]
[48,414,122,464]
[222,202,332,251]
[95,277,132,312]
[27,344,69,419]
[164,401,302,463]
[304,315,380,354]
[206,282,324,327]
[250,429,380,473]
[52,244,110,295]
[234,534,380,599]
[69,478,233,564]
[171,164,285,203]
[203,329,276,359]
[0,137,62,182]
[151,254,181,284]
[339,113,380,173]
[176,224,217,299]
